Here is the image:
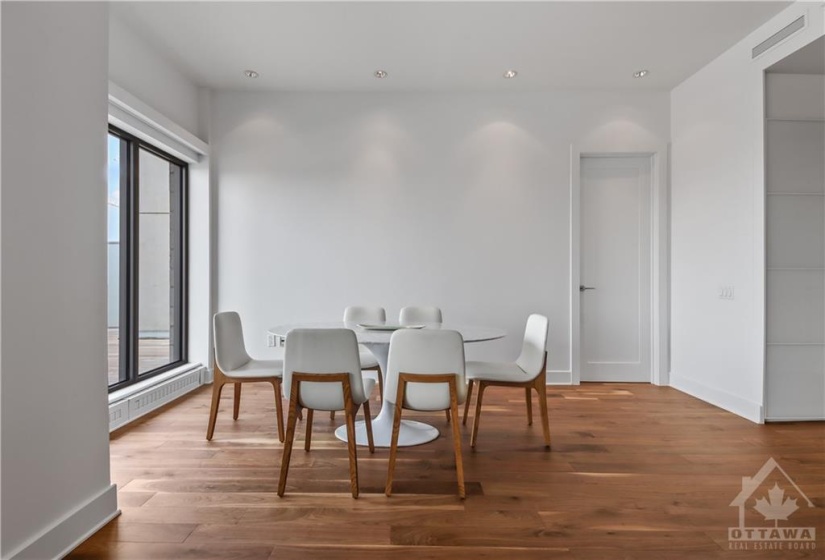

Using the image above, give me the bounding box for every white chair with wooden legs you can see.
[398,306,451,424]
[278,328,375,498]
[399,305,442,325]
[384,329,467,498]
[463,314,551,449]
[208,311,285,442]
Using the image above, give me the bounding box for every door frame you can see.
[570,145,670,386]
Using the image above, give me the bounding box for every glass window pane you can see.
[137,148,182,375]
[107,128,187,392]
[107,134,125,386]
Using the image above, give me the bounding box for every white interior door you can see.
[580,156,652,382]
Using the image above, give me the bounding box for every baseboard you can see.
[670,372,764,423]
[109,364,207,431]
[5,484,119,560]
[765,415,825,422]
[546,370,573,385]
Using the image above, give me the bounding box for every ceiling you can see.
[111,1,791,92]
[768,36,825,74]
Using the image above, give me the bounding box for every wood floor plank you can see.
[267,544,572,560]
[68,383,825,559]
[87,522,197,544]
[185,521,391,545]
[116,506,251,525]
[114,492,155,508]
[70,541,274,560]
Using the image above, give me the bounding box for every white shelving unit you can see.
[764,72,825,421]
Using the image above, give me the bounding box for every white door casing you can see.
[579,156,653,382]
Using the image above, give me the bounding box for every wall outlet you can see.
[266,333,277,347]
[718,285,735,300]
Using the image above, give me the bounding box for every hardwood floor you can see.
[70,383,824,559]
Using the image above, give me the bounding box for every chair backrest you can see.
[399,305,442,325]
[343,306,386,324]
[283,328,367,410]
[516,314,549,378]
[385,329,466,411]
[213,311,252,373]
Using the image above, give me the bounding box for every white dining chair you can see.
[463,314,551,449]
[208,311,284,442]
[384,329,467,498]
[399,305,442,325]
[278,328,375,498]
[343,306,385,400]
[399,305,451,423]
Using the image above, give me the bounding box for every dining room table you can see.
[267,321,506,447]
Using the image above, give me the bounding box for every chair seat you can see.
[466,360,529,382]
[225,358,283,379]
[359,346,379,369]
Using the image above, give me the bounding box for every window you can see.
[108,127,187,390]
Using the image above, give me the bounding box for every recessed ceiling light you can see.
[503,70,518,79]
[374,70,388,79]
[633,69,649,79]
[244,70,259,79]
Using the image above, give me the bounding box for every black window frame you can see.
[108,125,189,392]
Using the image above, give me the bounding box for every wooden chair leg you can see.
[330,410,335,421]
[377,366,384,402]
[362,400,375,453]
[385,380,406,497]
[233,383,242,420]
[463,379,474,425]
[304,409,314,452]
[449,383,465,499]
[271,380,285,443]
[446,409,451,423]
[344,404,359,498]
[338,376,359,498]
[470,382,486,449]
[525,387,533,426]
[278,385,301,497]
[206,381,226,441]
[535,375,551,449]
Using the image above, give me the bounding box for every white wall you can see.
[670,3,824,422]
[212,90,669,378]
[1,3,117,559]
[109,14,203,141]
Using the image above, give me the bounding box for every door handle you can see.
[579,285,596,292]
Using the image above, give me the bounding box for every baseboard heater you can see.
[109,366,208,431]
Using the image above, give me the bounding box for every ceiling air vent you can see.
[752,15,806,59]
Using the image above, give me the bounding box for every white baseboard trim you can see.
[109,364,207,431]
[765,415,825,422]
[547,369,573,385]
[670,372,764,423]
[5,484,119,560]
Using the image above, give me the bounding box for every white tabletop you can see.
[267,322,506,344]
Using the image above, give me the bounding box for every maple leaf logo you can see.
[753,483,799,527]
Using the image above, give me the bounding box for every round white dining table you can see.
[267,322,506,447]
